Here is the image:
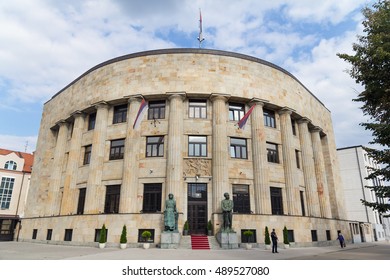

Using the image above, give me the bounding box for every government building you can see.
[19,49,350,247]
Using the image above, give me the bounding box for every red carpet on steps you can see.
[190,235,210,250]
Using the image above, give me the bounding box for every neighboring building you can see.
[20,48,349,247]
[337,145,390,243]
[0,148,33,241]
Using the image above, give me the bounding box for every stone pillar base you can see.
[216,232,238,249]
[160,232,181,249]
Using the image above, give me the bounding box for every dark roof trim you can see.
[47,48,327,110]
[337,145,364,151]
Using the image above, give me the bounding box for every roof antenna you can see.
[197,9,205,48]
[24,141,28,152]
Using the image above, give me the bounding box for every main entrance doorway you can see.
[187,183,207,234]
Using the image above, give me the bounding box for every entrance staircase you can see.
[190,235,210,250]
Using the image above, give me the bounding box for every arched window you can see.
[4,161,17,170]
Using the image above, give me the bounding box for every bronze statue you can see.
[164,193,178,231]
[221,192,234,232]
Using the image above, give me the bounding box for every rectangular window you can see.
[291,119,296,135]
[32,229,38,240]
[311,230,318,242]
[229,103,245,121]
[64,229,73,241]
[326,230,331,241]
[189,99,207,119]
[113,104,128,124]
[241,229,256,243]
[295,150,300,169]
[188,136,207,157]
[264,109,276,128]
[83,145,92,165]
[148,100,165,120]
[267,142,279,163]
[0,177,15,209]
[142,183,162,212]
[230,138,248,159]
[77,188,86,215]
[300,190,306,216]
[88,112,96,130]
[94,228,108,242]
[233,185,250,213]
[288,230,295,243]
[138,229,155,243]
[146,136,164,157]
[104,185,121,214]
[46,229,52,241]
[109,139,125,160]
[270,187,283,215]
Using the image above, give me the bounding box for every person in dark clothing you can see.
[337,232,346,248]
[271,228,278,253]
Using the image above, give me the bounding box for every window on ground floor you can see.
[77,188,86,215]
[270,187,283,215]
[311,230,318,242]
[241,229,256,243]
[32,229,38,240]
[104,185,120,214]
[46,229,52,241]
[138,229,155,243]
[94,228,108,242]
[233,185,250,213]
[142,183,162,212]
[64,229,73,241]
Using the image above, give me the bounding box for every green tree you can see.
[99,224,107,243]
[264,226,271,245]
[120,225,127,244]
[337,0,390,216]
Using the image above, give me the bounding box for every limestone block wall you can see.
[20,49,348,246]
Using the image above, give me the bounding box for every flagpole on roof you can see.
[197,8,205,48]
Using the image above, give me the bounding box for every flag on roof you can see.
[133,98,148,129]
[237,104,256,129]
[197,9,205,48]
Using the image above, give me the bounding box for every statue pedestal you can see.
[160,231,181,249]
[216,231,238,249]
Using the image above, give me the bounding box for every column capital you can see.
[297,117,311,124]
[249,98,268,107]
[125,94,144,103]
[91,101,109,110]
[210,93,230,102]
[70,110,85,119]
[167,92,186,101]
[278,107,295,115]
[55,119,68,127]
[310,126,322,133]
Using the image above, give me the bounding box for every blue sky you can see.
[0,0,375,153]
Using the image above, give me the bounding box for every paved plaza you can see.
[0,241,389,260]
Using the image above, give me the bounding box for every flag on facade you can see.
[133,98,148,129]
[197,9,205,48]
[237,104,256,129]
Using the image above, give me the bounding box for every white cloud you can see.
[0,135,37,153]
[0,0,377,149]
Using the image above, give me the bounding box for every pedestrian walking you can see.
[271,228,278,253]
[337,232,346,248]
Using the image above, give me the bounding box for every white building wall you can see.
[337,146,387,241]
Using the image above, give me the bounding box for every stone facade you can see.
[20,49,349,247]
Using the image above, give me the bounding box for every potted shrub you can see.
[99,224,107,249]
[120,225,127,249]
[141,230,152,249]
[283,226,290,249]
[183,221,189,236]
[243,230,254,249]
[264,226,271,249]
[207,220,213,236]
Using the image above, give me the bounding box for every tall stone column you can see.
[211,94,230,213]
[166,93,185,209]
[250,99,271,214]
[279,108,300,215]
[311,127,332,218]
[297,118,321,217]
[60,111,85,215]
[120,96,143,213]
[49,120,69,216]
[84,102,109,214]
